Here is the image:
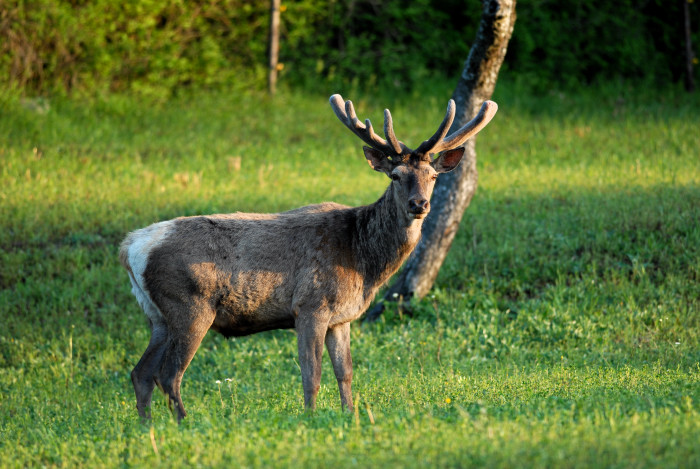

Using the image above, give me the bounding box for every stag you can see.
[119,94,497,421]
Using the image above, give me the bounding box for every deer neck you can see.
[354,186,424,295]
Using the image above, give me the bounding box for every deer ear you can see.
[363,146,393,176]
[432,147,465,173]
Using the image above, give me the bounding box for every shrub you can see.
[1,0,697,96]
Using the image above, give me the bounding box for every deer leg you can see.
[296,317,328,410]
[155,301,215,422]
[131,318,168,419]
[325,322,353,412]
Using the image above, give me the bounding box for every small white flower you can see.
[216,380,222,384]
[675,342,681,345]
[225,378,233,382]
[392,293,399,299]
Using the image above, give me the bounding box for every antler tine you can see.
[329,94,351,127]
[344,100,360,127]
[364,118,387,147]
[329,94,403,157]
[383,109,403,154]
[429,100,498,156]
[415,99,457,157]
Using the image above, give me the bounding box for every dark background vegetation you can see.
[2,0,697,97]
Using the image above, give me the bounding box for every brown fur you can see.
[122,181,429,421]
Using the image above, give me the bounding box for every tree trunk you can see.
[684,0,695,93]
[365,0,516,321]
[268,0,281,95]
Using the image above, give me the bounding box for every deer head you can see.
[330,94,498,220]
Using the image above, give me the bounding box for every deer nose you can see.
[408,198,430,214]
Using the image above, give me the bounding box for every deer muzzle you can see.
[408,198,430,219]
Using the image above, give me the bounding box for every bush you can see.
[0,0,269,97]
[1,0,698,97]
[506,0,698,90]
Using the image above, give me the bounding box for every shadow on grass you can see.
[442,183,700,301]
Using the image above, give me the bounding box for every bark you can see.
[268,0,281,95]
[365,0,516,321]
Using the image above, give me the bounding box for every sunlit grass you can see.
[0,81,698,467]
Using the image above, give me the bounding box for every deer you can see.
[119,94,497,421]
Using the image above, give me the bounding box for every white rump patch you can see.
[124,220,174,324]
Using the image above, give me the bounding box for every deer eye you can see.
[391,173,400,181]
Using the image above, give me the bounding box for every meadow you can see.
[0,82,699,467]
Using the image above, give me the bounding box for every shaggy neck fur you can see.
[353,185,423,300]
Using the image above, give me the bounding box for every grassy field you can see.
[1,82,699,468]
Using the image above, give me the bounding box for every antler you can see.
[415,100,498,157]
[329,94,407,159]
[414,99,456,157]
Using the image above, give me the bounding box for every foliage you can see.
[1,82,699,466]
[282,0,480,91]
[2,0,698,97]
[0,0,270,98]
[507,0,700,90]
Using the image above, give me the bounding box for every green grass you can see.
[1,81,699,468]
